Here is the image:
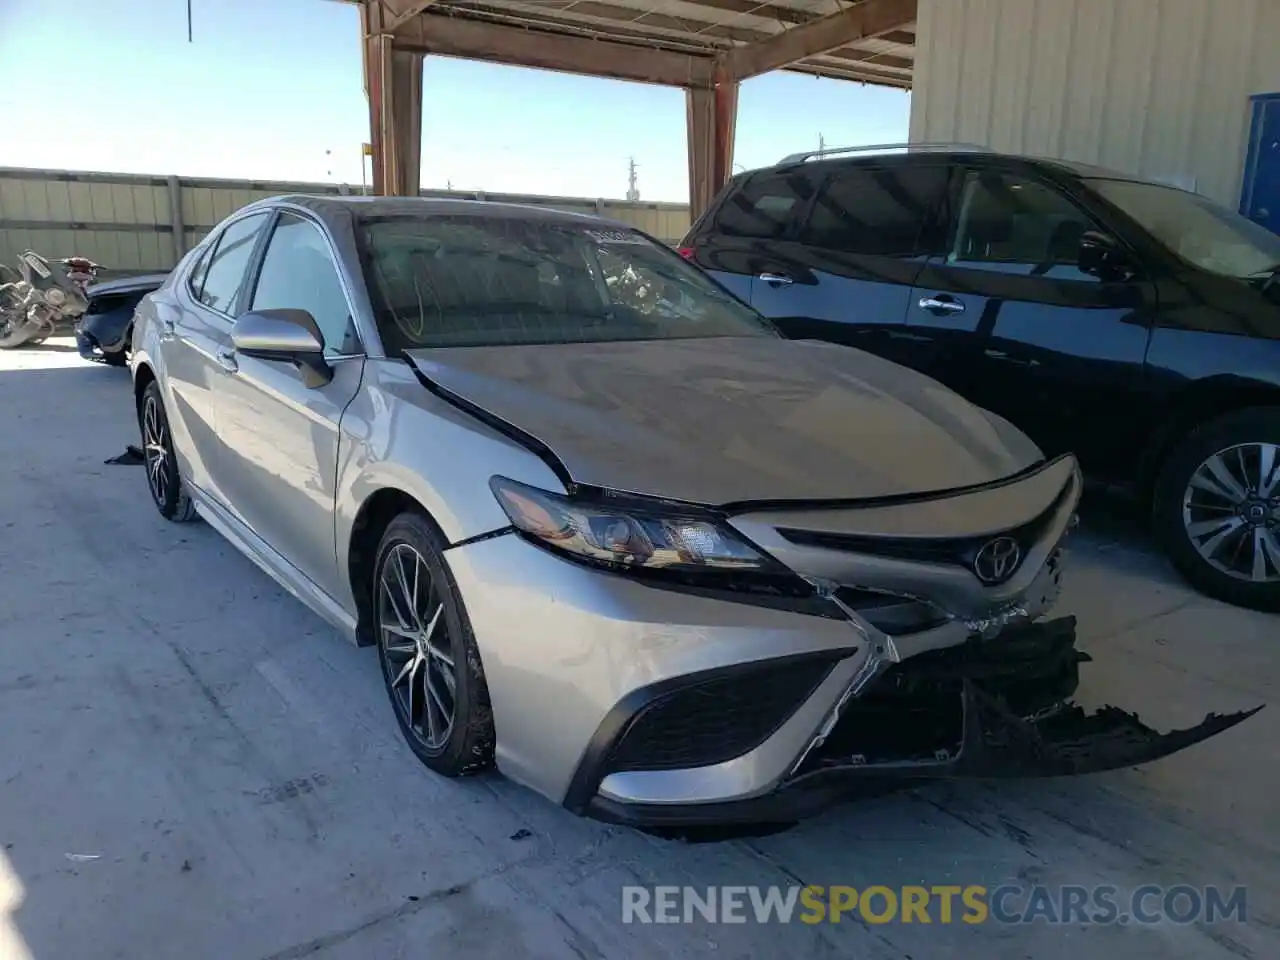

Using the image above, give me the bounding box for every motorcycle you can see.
[0,251,104,349]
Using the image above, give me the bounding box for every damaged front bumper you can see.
[583,615,1261,827]
[447,452,1260,828]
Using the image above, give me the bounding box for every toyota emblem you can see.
[973,536,1022,585]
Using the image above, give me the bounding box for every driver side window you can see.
[194,213,269,313]
[249,213,360,355]
[948,171,1100,281]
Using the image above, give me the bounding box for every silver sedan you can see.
[130,196,1256,826]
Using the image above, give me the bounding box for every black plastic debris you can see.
[105,445,145,466]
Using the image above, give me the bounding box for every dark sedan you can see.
[76,272,168,366]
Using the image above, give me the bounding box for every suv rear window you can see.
[712,171,814,240]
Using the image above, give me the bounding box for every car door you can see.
[752,160,947,370]
[905,165,1157,472]
[164,212,271,505]
[208,209,365,599]
[687,168,814,304]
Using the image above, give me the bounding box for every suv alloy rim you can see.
[1181,442,1280,582]
[377,543,457,749]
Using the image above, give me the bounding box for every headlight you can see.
[490,476,772,572]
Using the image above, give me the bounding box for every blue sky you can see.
[0,0,910,202]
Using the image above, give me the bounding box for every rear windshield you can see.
[358,215,774,351]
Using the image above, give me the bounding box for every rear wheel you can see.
[373,512,495,776]
[1153,407,1280,611]
[140,381,198,522]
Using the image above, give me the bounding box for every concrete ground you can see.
[0,339,1277,960]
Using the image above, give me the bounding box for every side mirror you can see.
[1077,231,1134,281]
[231,308,332,388]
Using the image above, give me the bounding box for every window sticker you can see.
[586,229,648,245]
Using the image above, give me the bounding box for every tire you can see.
[373,512,495,776]
[1152,406,1280,611]
[139,380,198,523]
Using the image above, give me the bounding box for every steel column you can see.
[685,72,738,221]
[362,4,423,196]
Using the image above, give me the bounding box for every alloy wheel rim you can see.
[378,543,457,750]
[142,395,169,507]
[1181,442,1280,583]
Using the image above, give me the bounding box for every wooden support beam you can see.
[394,13,715,87]
[719,0,916,82]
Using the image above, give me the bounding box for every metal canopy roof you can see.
[353,0,916,89]
[411,0,914,87]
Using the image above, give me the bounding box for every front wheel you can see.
[373,512,495,776]
[1153,407,1280,611]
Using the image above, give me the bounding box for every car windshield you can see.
[1087,178,1280,279]
[358,214,775,351]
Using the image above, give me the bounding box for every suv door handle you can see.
[918,295,966,314]
[758,272,794,286]
[216,348,238,373]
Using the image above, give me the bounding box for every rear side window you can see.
[86,292,136,316]
[712,171,815,240]
[800,165,945,257]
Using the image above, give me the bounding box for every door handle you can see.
[216,348,238,373]
[757,272,794,286]
[918,296,966,314]
[984,348,1041,368]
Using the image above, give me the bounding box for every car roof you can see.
[241,194,637,233]
[85,272,169,297]
[754,149,1151,185]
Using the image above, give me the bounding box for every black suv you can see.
[681,145,1280,611]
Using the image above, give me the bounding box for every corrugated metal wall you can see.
[910,0,1280,207]
[0,167,691,274]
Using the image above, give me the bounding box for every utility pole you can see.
[818,132,826,158]
[626,157,640,201]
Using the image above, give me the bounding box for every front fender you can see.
[332,359,567,611]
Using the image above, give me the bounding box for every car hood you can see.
[405,337,1043,505]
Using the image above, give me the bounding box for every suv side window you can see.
[197,213,269,313]
[800,165,945,257]
[713,171,815,240]
[249,213,360,354]
[947,170,1099,279]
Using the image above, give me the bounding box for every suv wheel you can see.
[1153,407,1280,610]
[140,381,198,522]
[373,512,495,776]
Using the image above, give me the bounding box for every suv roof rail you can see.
[777,141,995,164]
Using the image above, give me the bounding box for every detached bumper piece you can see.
[581,617,1262,827]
